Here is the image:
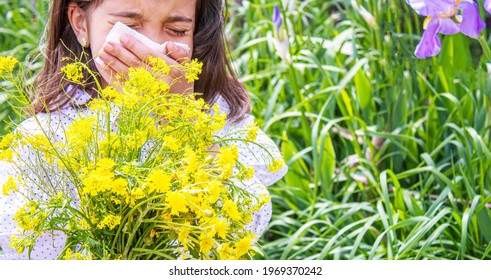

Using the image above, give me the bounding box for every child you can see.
[0,0,287,259]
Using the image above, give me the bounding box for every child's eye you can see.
[124,23,140,30]
[170,29,187,36]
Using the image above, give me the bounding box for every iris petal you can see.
[414,17,441,59]
[485,0,491,15]
[438,18,460,35]
[458,1,486,38]
[272,5,283,33]
[406,0,455,16]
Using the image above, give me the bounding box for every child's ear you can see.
[67,3,90,46]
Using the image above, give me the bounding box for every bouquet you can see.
[0,55,279,260]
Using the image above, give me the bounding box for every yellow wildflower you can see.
[1,176,17,196]
[0,133,16,149]
[178,224,191,248]
[100,86,123,105]
[214,219,229,239]
[61,63,84,83]
[0,56,18,75]
[66,116,96,150]
[246,123,259,141]
[205,180,223,204]
[223,199,242,221]
[146,56,171,74]
[111,178,129,197]
[235,235,254,258]
[97,158,116,171]
[88,98,110,112]
[199,233,214,254]
[97,214,121,230]
[217,144,238,166]
[125,187,145,207]
[163,135,181,151]
[268,158,285,173]
[166,191,188,215]
[218,243,236,260]
[217,144,238,178]
[0,149,13,162]
[183,58,203,83]
[145,169,172,193]
[209,105,227,132]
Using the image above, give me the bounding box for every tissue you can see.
[94,22,190,68]
[104,22,190,53]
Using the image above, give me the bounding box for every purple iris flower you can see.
[272,5,291,63]
[485,0,491,14]
[273,5,284,40]
[406,0,486,59]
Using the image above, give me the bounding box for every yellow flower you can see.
[61,63,84,83]
[97,214,121,230]
[268,158,285,173]
[183,58,203,83]
[218,144,238,166]
[238,166,255,181]
[199,233,214,254]
[235,235,254,258]
[111,178,129,197]
[146,56,171,74]
[178,224,191,248]
[125,187,145,207]
[163,135,181,151]
[145,169,172,193]
[166,191,188,215]
[217,144,238,179]
[0,133,16,149]
[97,158,116,171]
[0,149,14,162]
[100,86,123,105]
[223,199,242,221]
[66,116,96,150]
[218,243,236,260]
[209,105,227,132]
[184,148,199,174]
[246,123,259,141]
[2,176,17,196]
[0,56,18,75]
[214,219,229,239]
[88,98,110,112]
[204,180,223,204]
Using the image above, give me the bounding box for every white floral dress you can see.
[0,89,287,259]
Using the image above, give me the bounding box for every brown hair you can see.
[33,0,251,121]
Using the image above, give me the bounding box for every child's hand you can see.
[96,34,192,94]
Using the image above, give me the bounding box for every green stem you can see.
[287,65,312,145]
[478,36,491,63]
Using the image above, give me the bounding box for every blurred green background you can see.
[2,0,491,259]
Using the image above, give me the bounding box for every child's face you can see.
[72,0,196,87]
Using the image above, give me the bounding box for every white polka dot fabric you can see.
[0,88,287,259]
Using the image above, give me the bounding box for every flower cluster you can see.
[406,0,488,58]
[0,56,280,260]
[0,56,18,76]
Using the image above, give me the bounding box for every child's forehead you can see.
[93,0,197,14]
[88,0,198,23]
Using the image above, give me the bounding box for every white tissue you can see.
[104,21,190,53]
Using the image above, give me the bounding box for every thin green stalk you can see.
[478,36,491,63]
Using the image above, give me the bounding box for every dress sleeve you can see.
[217,113,288,187]
[212,97,288,239]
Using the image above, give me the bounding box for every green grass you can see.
[0,0,48,134]
[2,0,491,260]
